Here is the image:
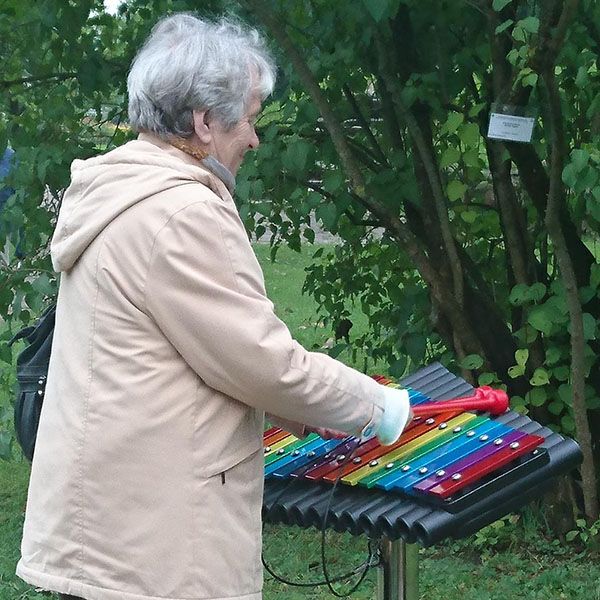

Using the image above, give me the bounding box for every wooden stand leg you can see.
[376,537,419,600]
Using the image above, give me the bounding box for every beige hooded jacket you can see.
[17,135,389,600]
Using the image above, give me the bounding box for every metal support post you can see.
[376,537,419,600]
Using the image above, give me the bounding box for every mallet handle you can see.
[412,386,509,417]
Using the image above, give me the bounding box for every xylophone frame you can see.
[263,363,582,598]
[376,538,418,600]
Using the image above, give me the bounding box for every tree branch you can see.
[342,84,388,167]
[541,9,598,520]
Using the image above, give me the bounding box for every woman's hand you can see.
[304,426,348,440]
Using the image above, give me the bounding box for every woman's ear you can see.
[192,110,212,145]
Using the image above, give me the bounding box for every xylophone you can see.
[262,363,581,600]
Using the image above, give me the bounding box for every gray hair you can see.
[127,13,276,137]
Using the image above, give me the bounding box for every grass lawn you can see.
[1,243,600,599]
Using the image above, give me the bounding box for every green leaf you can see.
[528,283,547,302]
[562,163,578,188]
[322,170,345,193]
[478,372,497,386]
[530,368,550,386]
[548,400,564,416]
[492,0,512,10]
[461,210,477,224]
[566,530,579,542]
[512,26,526,42]
[440,147,460,168]
[443,112,464,134]
[561,414,575,434]
[571,148,590,173]
[526,387,547,406]
[545,347,561,365]
[459,354,484,370]
[522,72,538,87]
[528,303,562,334]
[583,313,597,340]
[586,395,600,410]
[328,343,347,359]
[447,180,467,201]
[458,122,480,148]
[362,0,396,22]
[315,203,339,230]
[509,283,529,305]
[495,19,513,34]
[508,365,525,378]
[282,139,312,173]
[575,66,589,88]
[519,16,540,33]
[302,228,315,243]
[553,366,570,381]
[515,348,529,366]
[558,384,572,406]
[389,356,408,378]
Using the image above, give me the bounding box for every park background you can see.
[1,0,600,598]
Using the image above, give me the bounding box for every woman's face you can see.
[208,93,262,175]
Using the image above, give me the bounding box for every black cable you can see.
[319,438,375,597]
[262,435,379,594]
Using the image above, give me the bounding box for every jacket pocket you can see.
[193,449,264,597]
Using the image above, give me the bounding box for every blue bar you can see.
[269,438,346,478]
[374,421,513,491]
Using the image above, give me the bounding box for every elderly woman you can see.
[17,13,410,600]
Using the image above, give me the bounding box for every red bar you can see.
[263,426,281,439]
[264,429,292,446]
[304,438,380,481]
[322,411,462,483]
[425,434,544,499]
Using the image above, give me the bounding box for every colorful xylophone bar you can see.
[264,375,547,510]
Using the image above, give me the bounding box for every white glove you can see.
[375,387,411,445]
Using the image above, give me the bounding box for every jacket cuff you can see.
[375,387,411,445]
[268,415,307,439]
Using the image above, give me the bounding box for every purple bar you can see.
[289,437,359,478]
[413,430,526,493]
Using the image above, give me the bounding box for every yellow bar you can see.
[263,434,298,458]
[342,413,478,485]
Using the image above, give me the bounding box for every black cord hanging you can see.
[262,435,378,595]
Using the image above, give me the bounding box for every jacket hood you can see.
[51,136,228,272]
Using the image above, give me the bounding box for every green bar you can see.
[359,415,489,488]
[264,433,319,465]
